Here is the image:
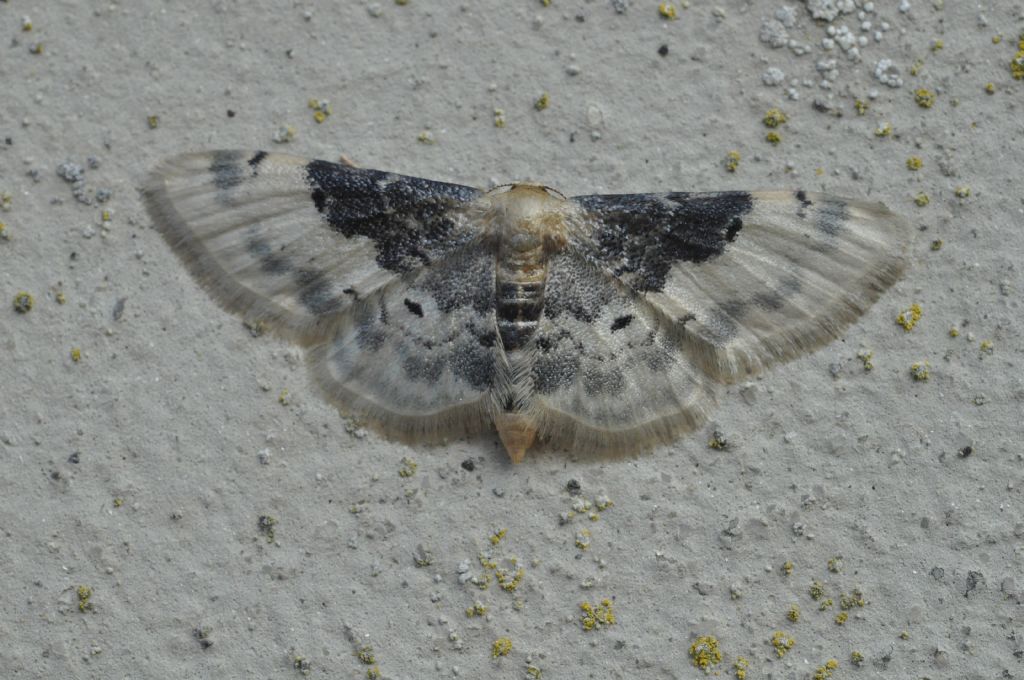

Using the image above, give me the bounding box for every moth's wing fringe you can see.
[305,342,493,446]
[532,390,716,458]
[142,152,343,346]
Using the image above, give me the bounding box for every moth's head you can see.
[481,183,572,248]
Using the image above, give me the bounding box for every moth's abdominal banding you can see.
[145,150,912,463]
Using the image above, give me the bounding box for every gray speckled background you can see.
[2,2,1022,678]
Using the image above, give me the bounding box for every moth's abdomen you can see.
[495,244,547,353]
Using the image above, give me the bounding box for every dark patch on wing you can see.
[817,199,848,236]
[305,160,482,273]
[354,306,386,351]
[402,354,445,383]
[452,333,495,390]
[477,330,497,348]
[573,191,754,293]
[295,268,342,315]
[583,366,625,397]
[610,314,633,332]
[211,151,245,197]
[248,151,268,174]
[416,247,494,316]
[403,298,424,318]
[534,335,582,395]
[247,234,291,274]
[795,189,812,208]
[543,255,615,322]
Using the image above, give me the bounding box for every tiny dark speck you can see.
[610,314,634,332]
[958,445,973,457]
[113,296,127,321]
[403,298,424,318]
[658,44,669,56]
[461,458,476,472]
[795,189,812,207]
[226,109,236,118]
[5,137,12,145]
[566,478,581,495]
[68,451,80,464]
[725,217,742,242]
[248,150,268,171]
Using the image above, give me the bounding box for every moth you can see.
[144,151,911,463]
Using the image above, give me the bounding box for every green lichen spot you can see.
[874,122,893,137]
[77,585,93,612]
[809,580,825,600]
[910,361,930,381]
[762,108,787,128]
[724,150,740,173]
[766,131,781,145]
[13,291,33,313]
[258,514,277,542]
[658,2,678,19]
[787,604,801,622]
[492,637,512,657]
[356,645,375,665]
[733,656,750,679]
[398,457,417,477]
[906,156,923,171]
[914,88,936,108]
[834,611,849,625]
[534,93,550,111]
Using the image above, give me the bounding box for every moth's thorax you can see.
[484,183,571,254]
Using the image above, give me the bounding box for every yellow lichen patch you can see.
[534,93,550,111]
[575,528,591,550]
[708,430,728,450]
[985,82,996,94]
[818,598,834,611]
[257,514,277,542]
[809,581,825,601]
[834,611,849,625]
[465,601,487,617]
[356,645,376,665]
[980,339,994,354]
[366,666,381,680]
[277,389,289,405]
[814,659,839,680]
[494,108,506,128]
[417,130,435,144]
[307,98,332,123]
[840,590,866,609]
[787,604,801,622]
[910,362,930,381]
[594,494,613,511]
[853,99,868,115]
[766,131,781,145]
[954,186,971,198]
[580,598,616,630]
[724,150,740,173]
[29,42,43,54]
[914,192,930,207]
[857,349,874,371]
[931,39,944,51]
[909,59,924,76]
[113,497,124,508]
[874,122,893,137]
[851,650,864,665]
[77,585,93,612]
[827,556,843,573]
[490,528,507,545]
[733,656,750,679]
[770,631,795,658]
[398,457,417,477]
[658,2,678,19]
[496,564,524,592]
[147,115,159,129]
[56,291,66,304]
[906,156,923,171]
[899,630,910,640]
[896,303,922,331]
[914,88,936,108]
[70,348,82,362]
[539,0,551,5]
[993,34,1003,44]
[492,637,512,658]
[783,560,794,576]
[763,108,787,128]
[13,291,34,313]
[1012,34,1024,79]
[689,635,722,670]
[949,327,960,338]
[930,238,943,250]
[526,665,542,678]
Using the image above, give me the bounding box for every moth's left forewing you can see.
[569,190,912,382]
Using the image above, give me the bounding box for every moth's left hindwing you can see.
[143,151,483,345]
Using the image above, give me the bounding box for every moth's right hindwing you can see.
[143,151,482,345]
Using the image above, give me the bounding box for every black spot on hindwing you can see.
[211,151,245,198]
[248,151,268,173]
[403,298,424,318]
[610,314,634,332]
